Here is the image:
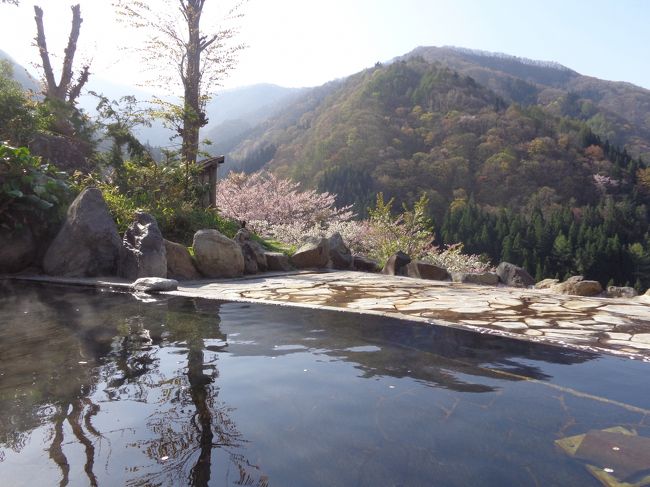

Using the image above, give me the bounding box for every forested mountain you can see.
[400,46,650,160]
[0,49,39,92]
[223,52,650,288]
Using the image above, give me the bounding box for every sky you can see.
[1,0,649,95]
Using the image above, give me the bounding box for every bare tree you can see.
[114,0,245,166]
[33,4,90,135]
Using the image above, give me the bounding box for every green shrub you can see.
[0,143,71,231]
[73,160,240,246]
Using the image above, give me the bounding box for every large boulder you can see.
[353,255,381,273]
[193,229,244,278]
[119,212,167,280]
[451,272,499,285]
[405,261,449,281]
[496,262,535,288]
[165,239,201,280]
[550,276,603,296]
[0,227,36,274]
[290,237,330,269]
[265,252,293,271]
[328,232,352,269]
[381,251,411,276]
[234,228,267,274]
[43,188,121,277]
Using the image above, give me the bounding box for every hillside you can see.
[400,46,650,160]
[0,49,39,92]
[223,54,650,287]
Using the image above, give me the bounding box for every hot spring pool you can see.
[1,281,650,486]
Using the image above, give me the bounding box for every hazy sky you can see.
[1,0,649,95]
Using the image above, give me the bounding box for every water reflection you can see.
[0,282,268,486]
[1,282,646,487]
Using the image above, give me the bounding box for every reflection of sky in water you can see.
[1,281,650,486]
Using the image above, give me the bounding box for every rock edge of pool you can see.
[5,269,650,361]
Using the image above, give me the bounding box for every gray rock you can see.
[240,240,268,274]
[193,229,244,278]
[405,261,449,281]
[165,240,201,280]
[381,251,411,276]
[606,286,638,298]
[265,252,293,271]
[233,228,267,274]
[119,212,167,280]
[550,276,603,296]
[0,227,36,274]
[291,237,330,269]
[496,262,535,288]
[43,188,121,277]
[451,272,499,285]
[328,232,352,269]
[353,255,381,273]
[234,227,254,244]
[535,278,559,289]
[132,277,178,292]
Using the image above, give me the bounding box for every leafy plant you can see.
[0,143,71,230]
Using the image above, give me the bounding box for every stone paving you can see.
[7,271,650,360]
[166,270,650,360]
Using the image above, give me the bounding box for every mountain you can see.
[223,47,650,215]
[220,50,650,287]
[398,46,650,160]
[202,84,306,158]
[0,49,39,92]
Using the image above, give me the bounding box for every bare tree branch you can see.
[58,4,83,99]
[33,5,57,98]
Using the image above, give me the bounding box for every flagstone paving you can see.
[166,270,650,360]
[7,271,650,360]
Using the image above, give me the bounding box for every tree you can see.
[33,4,90,136]
[114,0,245,167]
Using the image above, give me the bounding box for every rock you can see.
[43,188,122,277]
[405,261,449,281]
[535,278,559,289]
[132,277,178,292]
[234,227,254,244]
[451,272,499,285]
[0,227,36,274]
[550,276,603,296]
[496,262,535,288]
[193,229,245,278]
[265,252,293,271]
[290,237,330,269]
[381,251,411,276]
[119,212,167,280]
[328,232,352,269]
[165,240,201,280]
[607,286,638,298]
[233,228,268,274]
[353,255,381,273]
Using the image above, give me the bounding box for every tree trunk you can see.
[181,0,204,166]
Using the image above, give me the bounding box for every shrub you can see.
[0,143,71,231]
[73,160,238,245]
[361,193,434,264]
[423,243,492,274]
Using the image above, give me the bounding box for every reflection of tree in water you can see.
[0,284,266,487]
[126,298,268,487]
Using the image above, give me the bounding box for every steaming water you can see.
[1,281,649,486]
